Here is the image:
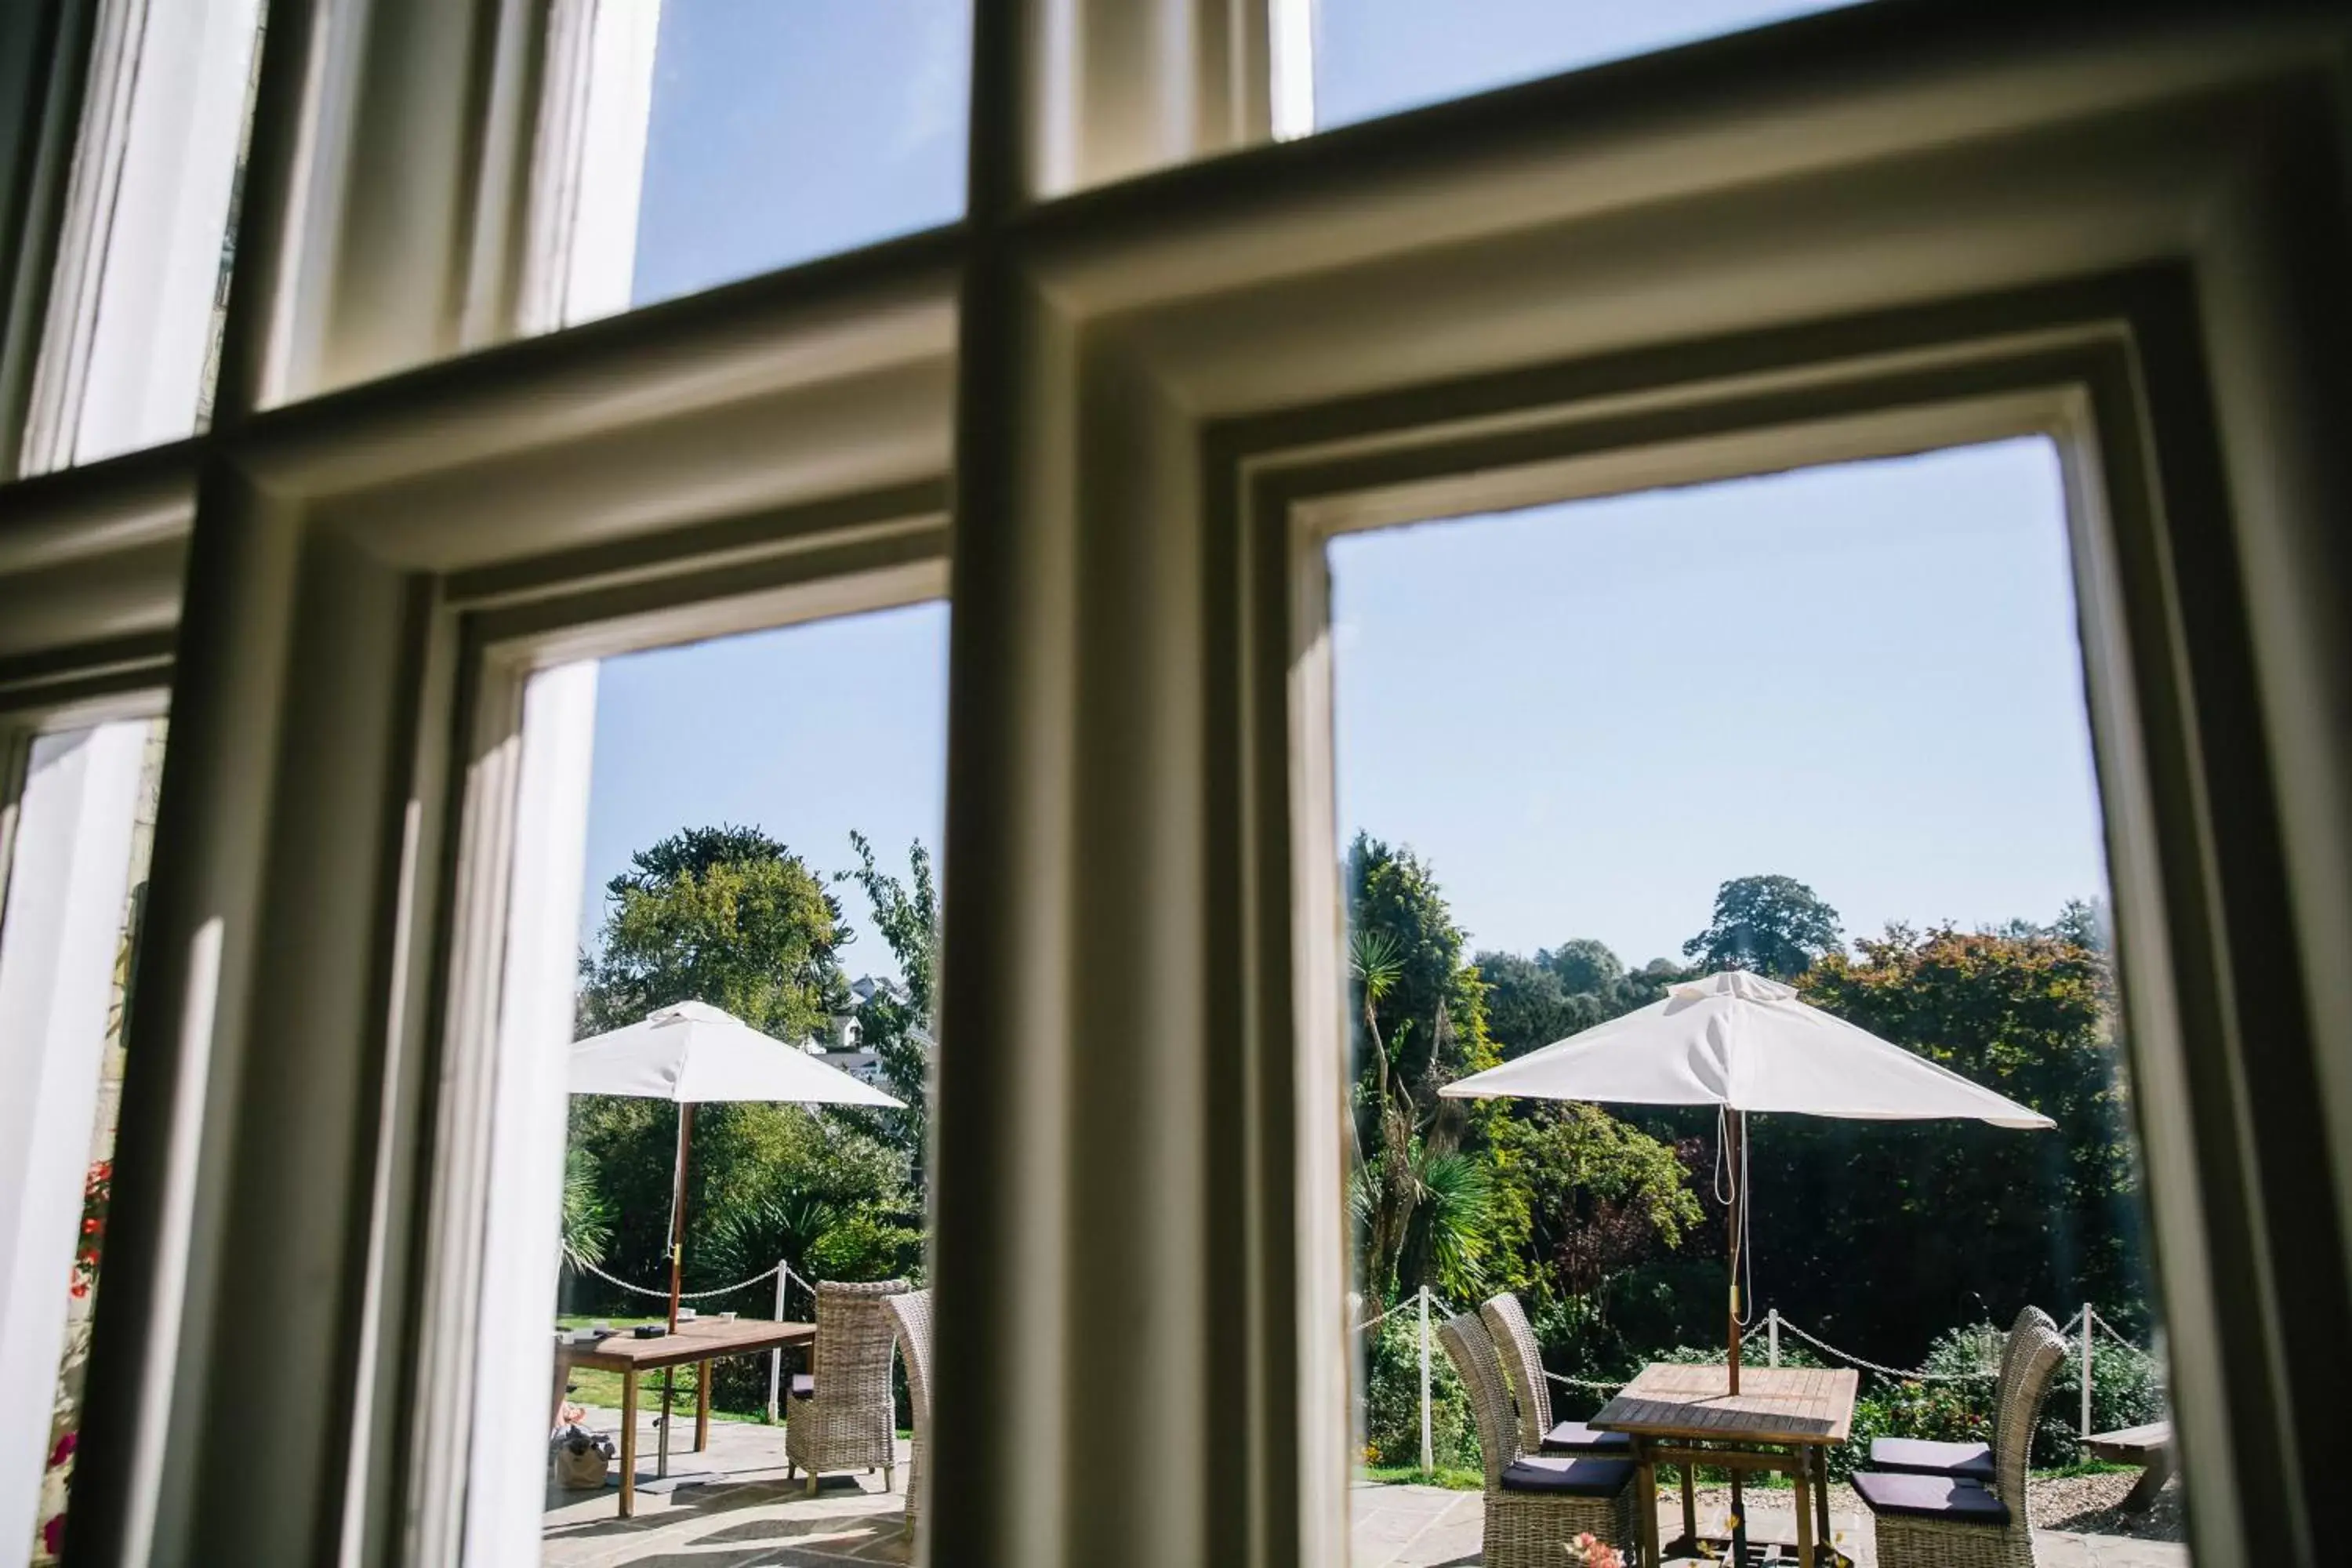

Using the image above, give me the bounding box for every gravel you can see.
[1679,1469,2183,1547]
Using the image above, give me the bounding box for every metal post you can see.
[1767,1308,1780,1368]
[768,1258,788,1421]
[1418,1284,1433,1474]
[2081,1303,2094,1438]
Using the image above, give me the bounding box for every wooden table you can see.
[1592,1363,1859,1567]
[2084,1421,2173,1512]
[556,1318,815,1517]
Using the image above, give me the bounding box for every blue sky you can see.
[579,442,2107,983]
[583,2,2107,982]
[1312,0,1857,126]
[630,0,969,307]
[1329,439,2108,968]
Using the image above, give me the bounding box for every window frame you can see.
[0,4,2339,1566]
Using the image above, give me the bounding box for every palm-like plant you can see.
[560,1147,615,1270]
[1351,930,1494,1303]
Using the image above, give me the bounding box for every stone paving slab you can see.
[541,1409,2188,1566]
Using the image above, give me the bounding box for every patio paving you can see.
[542,1409,2188,1566]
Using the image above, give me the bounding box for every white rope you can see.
[1353,1298,1411,1333]
[1544,1369,1627,1392]
[2089,1308,2145,1352]
[569,1255,786,1301]
[1772,1316,1997,1383]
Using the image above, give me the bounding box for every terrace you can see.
[537,1405,2183,1567]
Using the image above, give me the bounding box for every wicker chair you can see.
[1436,1312,1638,1568]
[1479,1294,1633,1457]
[883,1288,932,1539]
[1869,1305,2056,1482]
[1855,1316,2068,1568]
[786,1278,912,1495]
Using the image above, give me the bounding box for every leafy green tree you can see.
[837,832,939,1192]
[1757,920,2144,1360]
[1475,950,1584,1059]
[1682,873,1844,979]
[1545,938,1626,999]
[1495,1103,1703,1297]
[578,824,851,1040]
[1346,837,1508,1303]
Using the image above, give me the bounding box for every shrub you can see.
[1361,1310,1479,1473]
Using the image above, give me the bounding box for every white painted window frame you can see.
[0,5,2342,1568]
[0,719,150,1566]
[16,0,264,473]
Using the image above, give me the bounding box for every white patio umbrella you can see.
[569,1000,902,1332]
[1439,968,2051,1393]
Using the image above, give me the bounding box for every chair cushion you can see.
[1499,1456,1636,1497]
[789,1372,815,1401]
[1540,1421,1634,1455]
[1869,1436,1995,1482]
[1853,1471,2010,1525]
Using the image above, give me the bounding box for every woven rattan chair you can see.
[1870,1304,2056,1482]
[786,1277,912,1495]
[883,1287,932,1538]
[1855,1315,2068,1568]
[1478,1294,1633,1458]
[1436,1312,1637,1568]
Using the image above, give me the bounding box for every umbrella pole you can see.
[668,1102,695,1333]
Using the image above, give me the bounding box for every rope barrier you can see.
[1352,1298,1411,1333]
[1544,1369,1627,1392]
[1771,1315,1997,1383]
[568,1254,786,1301]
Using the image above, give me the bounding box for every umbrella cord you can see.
[1714,1106,1756,1330]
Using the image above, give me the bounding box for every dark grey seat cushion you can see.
[1868,1435,1995,1482]
[1541,1421,1634,1455]
[789,1372,815,1400]
[1499,1456,1636,1497]
[1853,1471,2010,1525]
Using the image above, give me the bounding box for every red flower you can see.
[43,1512,64,1552]
[49,1430,77,1468]
[82,1218,100,1235]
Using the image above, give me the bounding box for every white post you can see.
[1767,1309,1780,1368]
[1418,1284,1433,1473]
[768,1258,788,1421]
[2081,1303,2094,1438]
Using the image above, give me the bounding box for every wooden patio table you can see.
[557,1317,815,1518]
[1591,1363,1859,1567]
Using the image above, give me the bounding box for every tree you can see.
[1346,836,1506,1302]
[1494,1103,1702,1297]
[837,832,940,1193]
[1682,873,1844,979]
[579,823,851,1040]
[1476,950,1583,1059]
[1767,920,2143,1356]
[1545,938,1626,999]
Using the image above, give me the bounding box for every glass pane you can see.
[1,720,165,1565]
[1327,441,2187,1563]
[1309,0,1861,130]
[20,1,264,472]
[523,605,947,1559]
[550,0,970,326]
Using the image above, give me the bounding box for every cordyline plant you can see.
[1349,929,1492,1304]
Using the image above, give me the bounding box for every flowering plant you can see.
[1567,1534,1624,1568]
[71,1160,111,1299]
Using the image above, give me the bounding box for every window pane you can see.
[0,720,165,1565]
[546,0,970,327]
[1308,0,1860,130]
[20,1,264,472]
[448,605,951,1560]
[1327,442,2187,1562]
